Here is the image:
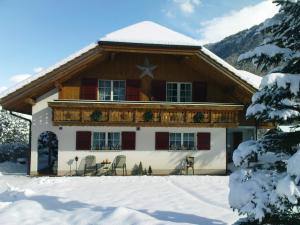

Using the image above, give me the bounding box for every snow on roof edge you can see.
[100,21,201,47]
[0,22,262,101]
[0,42,98,100]
[201,47,262,89]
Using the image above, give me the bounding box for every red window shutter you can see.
[76,131,92,150]
[126,80,140,101]
[155,132,169,150]
[80,78,98,100]
[151,80,166,101]
[121,132,136,150]
[197,132,211,150]
[193,81,207,102]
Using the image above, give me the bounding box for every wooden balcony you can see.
[48,100,244,127]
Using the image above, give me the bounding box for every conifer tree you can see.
[230,57,300,225]
[0,109,29,145]
[238,0,300,74]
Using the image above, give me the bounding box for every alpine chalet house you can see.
[0,21,264,176]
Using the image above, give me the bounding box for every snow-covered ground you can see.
[0,163,239,225]
[0,161,27,175]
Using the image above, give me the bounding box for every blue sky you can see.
[0,0,279,92]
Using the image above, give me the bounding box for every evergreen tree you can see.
[138,161,143,175]
[229,73,300,224]
[148,166,152,175]
[0,109,30,162]
[0,109,29,145]
[238,0,300,74]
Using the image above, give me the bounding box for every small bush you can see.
[0,143,28,162]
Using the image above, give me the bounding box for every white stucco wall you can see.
[31,88,59,173]
[31,89,227,175]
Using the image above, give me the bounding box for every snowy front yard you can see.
[0,165,239,225]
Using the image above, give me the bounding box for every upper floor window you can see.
[166,82,192,102]
[99,80,125,101]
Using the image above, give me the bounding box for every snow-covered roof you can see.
[100,21,201,47]
[0,21,261,101]
[201,47,262,89]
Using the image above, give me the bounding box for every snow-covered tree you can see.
[238,0,300,74]
[229,72,300,224]
[0,109,29,145]
[0,109,30,162]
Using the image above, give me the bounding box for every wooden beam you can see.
[110,52,116,61]
[25,97,36,106]
[53,121,239,128]
[54,81,62,90]
[48,101,244,111]
[101,44,199,56]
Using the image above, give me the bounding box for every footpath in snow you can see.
[0,163,238,225]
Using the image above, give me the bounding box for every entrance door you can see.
[233,132,243,150]
[37,131,58,175]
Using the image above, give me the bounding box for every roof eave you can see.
[99,40,202,50]
[196,50,258,94]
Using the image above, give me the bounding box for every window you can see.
[169,133,195,150]
[166,82,192,102]
[183,133,195,150]
[108,132,121,149]
[99,80,125,101]
[180,83,192,102]
[170,133,181,150]
[92,132,120,150]
[92,132,105,150]
[99,80,111,101]
[166,83,177,102]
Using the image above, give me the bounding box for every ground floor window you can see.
[108,132,121,149]
[92,132,121,150]
[169,133,195,150]
[92,132,105,150]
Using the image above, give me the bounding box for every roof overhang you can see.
[99,41,201,56]
[0,41,259,115]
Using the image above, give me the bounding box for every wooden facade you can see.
[46,50,258,128]
[0,42,258,116]
[59,52,252,104]
[49,101,243,127]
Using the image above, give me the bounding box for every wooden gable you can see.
[59,52,252,105]
[0,43,258,114]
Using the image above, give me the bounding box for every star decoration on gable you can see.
[136,58,157,79]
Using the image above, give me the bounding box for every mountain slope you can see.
[207,0,299,76]
[206,24,266,75]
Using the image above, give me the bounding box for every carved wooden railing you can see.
[49,100,244,127]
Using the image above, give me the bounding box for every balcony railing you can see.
[49,100,244,127]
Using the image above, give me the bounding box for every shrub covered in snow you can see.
[0,143,28,162]
[230,72,300,224]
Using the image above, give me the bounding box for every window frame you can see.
[92,131,121,150]
[98,80,126,101]
[166,82,192,102]
[108,132,121,150]
[92,132,106,150]
[169,132,196,150]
